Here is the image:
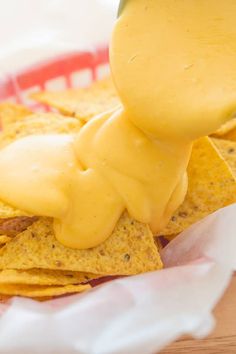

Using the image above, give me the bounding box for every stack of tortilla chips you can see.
[0,93,162,300]
[0,78,235,300]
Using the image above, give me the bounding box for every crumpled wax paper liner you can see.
[0,204,235,354]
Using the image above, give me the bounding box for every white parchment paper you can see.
[0,204,235,354]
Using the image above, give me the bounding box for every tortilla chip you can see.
[159,137,236,236]
[211,138,236,176]
[0,236,11,245]
[0,269,99,286]
[31,78,121,122]
[0,283,90,298]
[0,112,82,149]
[0,213,162,275]
[0,103,31,129]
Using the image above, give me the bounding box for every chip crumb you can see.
[0,269,101,286]
[0,283,91,298]
[55,261,63,268]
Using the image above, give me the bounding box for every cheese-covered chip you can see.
[0,283,90,298]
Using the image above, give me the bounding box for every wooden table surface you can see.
[161,274,236,354]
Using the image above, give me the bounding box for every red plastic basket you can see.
[0,46,109,110]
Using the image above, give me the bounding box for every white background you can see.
[0,0,119,74]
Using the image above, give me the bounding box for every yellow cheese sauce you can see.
[0,0,235,249]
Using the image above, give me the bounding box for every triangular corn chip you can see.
[159,137,236,236]
[0,214,162,275]
[0,283,90,298]
[31,78,121,122]
[0,269,100,286]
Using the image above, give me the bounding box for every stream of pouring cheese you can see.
[0,0,236,249]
